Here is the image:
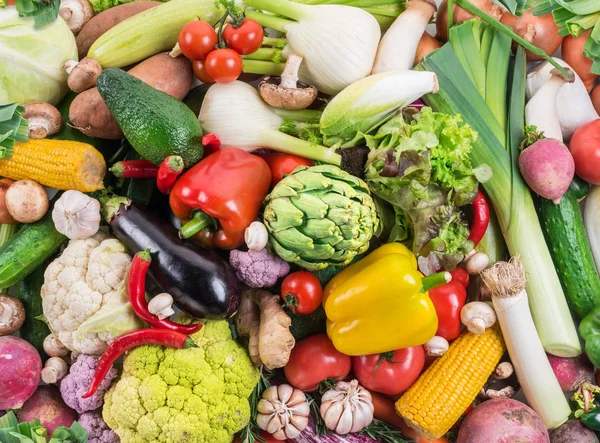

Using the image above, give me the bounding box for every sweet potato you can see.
[76,1,161,58]
[69,52,193,139]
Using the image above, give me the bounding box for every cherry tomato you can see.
[204,48,243,83]
[352,347,425,396]
[258,153,314,187]
[192,60,215,84]
[449,267,470,288]
[284,334,351,391]
[223,19,264,55]
[280,271,322,315]
[570,119,600,184]
[178,21,218,61]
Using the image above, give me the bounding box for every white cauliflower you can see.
[42,232,141,355]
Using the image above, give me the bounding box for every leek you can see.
[416,44,581,356]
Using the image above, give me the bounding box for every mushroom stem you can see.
[0,302,13,326]
[148,293,175,320]
[59,7,73,22]
[280,53,303,89]
[63,59,78,75]
[41,357,68,384]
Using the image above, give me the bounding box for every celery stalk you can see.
[417,44,581,356]
[241,59,287,76]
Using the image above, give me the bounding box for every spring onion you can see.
[198,81,340,165]
[481,257,571,429]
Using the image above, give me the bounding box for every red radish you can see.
[457,399,550,442]
[547,354,594,392]
[519,138,575,204]
[500,10,563,61]
[19,386,77,434]
[551,420,599,443]
[0,336,42,409]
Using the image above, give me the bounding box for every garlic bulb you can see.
[52,190,101,240]
[256,384,310,440]
[320,379,374,434]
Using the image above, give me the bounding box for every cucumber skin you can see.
[15,265,50,361]
[535,187,600,319]
[0,217,67,288]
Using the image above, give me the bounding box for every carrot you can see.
[370,391,450,443]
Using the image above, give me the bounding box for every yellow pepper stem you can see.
[420,271,452,293]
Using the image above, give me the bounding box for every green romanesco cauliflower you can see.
[103,318,260,443]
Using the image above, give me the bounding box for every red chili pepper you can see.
[157,156,184,194]
[202,133,221,157]
[428,281,467,342]
[109,160,159,179]
[468,190,490,247]
[82,329,197,399]
[170,148,272,249]
[128,250,203,334]
[449,267,470,288]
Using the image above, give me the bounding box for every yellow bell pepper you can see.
[322,243,441,356]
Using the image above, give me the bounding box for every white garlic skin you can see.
[320,379,374,435]
[52,190,101,240]
[256,384,310,440]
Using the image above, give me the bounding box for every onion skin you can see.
[592,84,600,115]
[500,10,562,61]
[436,0,502,42]
[414,32,442,65]
[563,31,598,93]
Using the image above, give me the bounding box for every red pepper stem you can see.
[180,211,216,239]
[421,271,452,293]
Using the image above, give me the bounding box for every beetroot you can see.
[550,420,599,443]
[19,386,77,434]
[547,355,594,392]
[0,336,42,409]
[519,138,575,204]
[457,398,550,443]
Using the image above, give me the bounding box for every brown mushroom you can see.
[5,180,49,223]
[64,58,103,93]
[0,295,25,336]
[259,53,318,110]
[23,102,62,139]
[59,0,95,35]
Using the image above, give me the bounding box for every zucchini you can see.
[534,182,600,319]
[0,217,67,288]
[15,265,50,361]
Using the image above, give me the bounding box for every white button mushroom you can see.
[23,102,62,139]
[148,293,175,320]
[465,251,490,275]
[59,0,95,34]
[41,357,68,384]
[424,336,449,357]
[43,334,70,358]
[460,301,497,334]
[244,221,269,251]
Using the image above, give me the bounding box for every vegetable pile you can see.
[3,0,600,441]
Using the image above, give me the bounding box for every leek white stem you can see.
[525,68,574,142]
[482,258,571,429]
[527,58,599,141]
[371,0,436,74]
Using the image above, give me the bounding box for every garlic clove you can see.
[336,405,355,435]
[273,429,288,440]
[256,413,272,431]
[257,399,277,414]
[283,422,302,439]
[289,414,308,430]
[288,401,310,416]
[287,389,307,406]
[262,385,279,402]
[266,414,284,434]
[277,384,294,404]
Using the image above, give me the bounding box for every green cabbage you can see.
[0,7,77,105]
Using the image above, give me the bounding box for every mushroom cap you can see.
[67,57,102,93]
[59,0,95,34]
[148,293,174,313]
[23,102,63,139]
[0,294,25,336]
[259,77,318,110]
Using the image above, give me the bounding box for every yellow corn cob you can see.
[396,328,505,440]
[0,139,106,192]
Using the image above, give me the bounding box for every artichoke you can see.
[263,165,379,271]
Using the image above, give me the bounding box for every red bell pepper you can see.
[428,280,467,342]
[170,148,271,250]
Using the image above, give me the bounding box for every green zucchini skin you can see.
[15,265,50,361]
[535,185,600,319]
[0,217,66,288]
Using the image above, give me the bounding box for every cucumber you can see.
[534,182,600,319]
[97,68,204,168]
[0,217,67,288]
[15,265,50,361]
[570,175,590,200]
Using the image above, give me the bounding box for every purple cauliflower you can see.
[229,248,290,288]
[60,354,117,414]
[78,411,120,443]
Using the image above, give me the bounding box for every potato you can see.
[69,52,193,139]
[76,2,162,58]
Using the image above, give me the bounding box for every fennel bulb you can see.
[244,0,381,95]
[199,81,341,165]
[320,70,438,147]
[0,7,77,106]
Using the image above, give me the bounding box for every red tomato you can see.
[258,153,314,187]
[280,271,323,315]
[284,334,351,391]
[192,60,215,84]
[352,347,425,396]
[223,19,264,55]
[449,267,470,288]
[570,119,600,184]
[178,21,218,61]
[204,49,243,83]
